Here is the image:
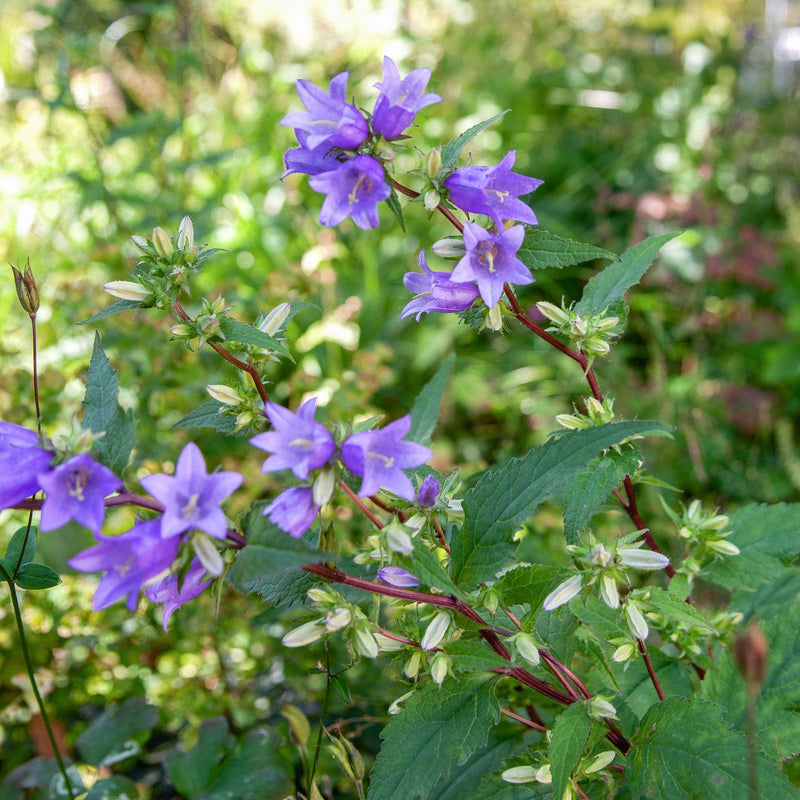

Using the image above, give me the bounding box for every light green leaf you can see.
[76,697,158,766]
[633,586,716,634]
[15,563,61,590]
[367,676,500,800]
[172,401,243,435]
[441,112,509,170]
[450,421,672,589]
[519,230,615,271]
[78,299,144,325]
[575,233,679,316]
[627,697,796,799]
[408,354,455,446]
[217,317,291,359]
[386,188,407,232]
[704,503,800,591]
[550,702,592,800]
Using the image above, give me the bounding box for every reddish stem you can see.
[340,481,385,529]
[637,638,665,701]
[500,706,546,733]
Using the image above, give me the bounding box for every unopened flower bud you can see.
[483,589,499,615]
[373,139,395,163]
[328,735,365,783]
[281,704,310,749]
[501,766,538,784]
[373,632,404,652]
[307,587,337,604]
[425,147,442,177]
[570,316,588,337]
[585,397,605,419]
[535,765,553,784]
[313,467,335,507]
[259,302,291,335]
[423,188,441,212]
[582,337,610,356]
[388,690,414,715]
[612,643,636,662]
[513,633,541,666]
[486,303,503,331]
[235,410,255,427]
[170,323,194,339]
[589,695,618,720]
[594,315,619,332]
[687,499,703,522]
[543,574,583,611]
[584,751,616,774]
[404,651,422,679]
[207,384,242,406]
[104,280,151,301]
[385,523,413,555]
[10,259,39,315]
[417,475,440,507]
[536,301,570,326]
[706,539,740,557]
[430,652,451,685]
[421,611,451,651]
[431,237,466,259]
[617,548,670,570]
[555,414,587,430]
[192,533,224,576]
[152,226,173,259]
[705,514,730,531]
[354,625,379,659]
[625,602,649,640]
[599,574,620,609]
[325,607,352,631]
[176,216,194,251]
[282,619,325,648]
[130,234,149,252]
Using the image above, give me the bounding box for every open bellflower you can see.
[68,519,179,611]
[0,421,53,510]
[145,558,212,631]
[341,416,432,501]
[38,452,122,534]
[250,398,335,480]
[377,566,421,588]
[280,72,368,151]
[451,222,533,308]
[372,56,442,139]
[264,486,319,539]
[283,129,347,178]
[308,155,391,230]
[140,442,242,540]
[444,150,543,230]
[401,251,480,321]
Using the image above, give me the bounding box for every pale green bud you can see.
[585,397,605,419]
[704,514,730,532]
[486,303,503,331]
[404,650,422,679]
[589,695,618,720]
[423,188,441,212]
[555,414,588,430]
[152,226,173,259]
[543,574,583,611]
[425,147,442,177]
[354,625,379,659]
[206,384,242,406]
[678,526,693,539]
[513,633,541,666]
[169,323,194,339]
[501,766,538,784]
[104,280,151,301]
[325,607,352,631]
[307,587,337,604]
[281,704,310,749]
[582,337,611,356]
[385,523,413,555]
[536,301,570,326]
[258,302,291,335]
[328,735,365,783]
[535,764,553,784]
[612,643,637,662]
[313,467,335,507]
[594,315,619,332]
[599,573,620,609]
[583,750,616,774]
[431,237,466,259]
[130,234,149,251]
[191,533,224,576]
[430,652,451,686]
[483,589,499,615]
[235,410,255,427]
[176,215,194,251]
[421,611,451,651]
[617,547,671,570]
[282,619,326,648]
[706,539,740,557]
[373,632,404,652]
[590,544,613,568]
[570,316,588,337]
[687,499,703,522]
[624,602,649,640]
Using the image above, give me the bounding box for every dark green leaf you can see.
[616,652,693,728]
[627,697,796,799]
[394,536,466,599]
[705,503,800,592]
[78,299,144,325]
[450,421,672,589]
[518,230,615,271]
[76,697,158,766]
[534,605,580,666]
[470,773,553,800]
[634,587,716,633]
[560,450,640,545]
[172,401,243,435]
[166,716,232,798]
[493,564,565,611]
[441,112,509,169]
[446,639,515,673]
[3,527,37,574]
[569,594,629,642]
[247,569,318,607]
[218,317,291,359]
[408,354,455,446]
[84,776,140,799]
[550,702,592,800]
[386,189,406,232]
[367,676,500,800]
[575,233,679,316]
[15,563,61,590]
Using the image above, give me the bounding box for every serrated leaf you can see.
[408,354,455,446]
[386,189,406,231]
[560,449,640,545]
[394,536,465,599]
[445,639,515,672]
[550,702,592,800]
[627,697,796,799]
[15,563,61,590]
[704,503,800,592]
[166,716,232,798]
[569,593,629,641]
[518,230,615,271]
[617,653,693,725]
[76,697,158,766]
[172,401,242,435]
[82,333,135,474]
[440,112,509,169]
[218,317,291,359]
[450,421,672,589]
[470,773,553,800]
[247,569,318,607]
[367,676,500,800]
[575,233,679,316]
[3,527,37,574]
[534,605,580,666]
[493,564,565,611]
[634,587,716,634]
[78,299,144,325]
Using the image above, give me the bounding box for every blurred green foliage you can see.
[2,0,799,794]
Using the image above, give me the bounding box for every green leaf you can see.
[82,333,135,474]
[446,639,515,673]
[172,401,243,435]
[15,563,61,590]
[218,317,291,359]
[2,527,37,574]
[386,188,406,232]
[166,716,232,798]
[78,299,144,325]
[450,421,672,589]
[518,230,615,271]
[533,604,580,666]
[575,233,679,316]
[76,696,158,766]
[633,586,716,634]
[408,354,455,446]
[569,593,629,642]
[627,697,797,799]
[367,676,500,800]
[493,564,565,611]
[470,773,553,800]
[560,449,640,545]
[246,569,318,608]
[440,112,509,169]
[84,776,140,800]
[394,536,466,599]
[549,702,592,800]
[704,503,800,592]
[201,729,291,800]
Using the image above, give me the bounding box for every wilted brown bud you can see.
[10,258,39,315]
[734,622,768,693]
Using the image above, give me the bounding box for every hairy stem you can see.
[637,638,665,701]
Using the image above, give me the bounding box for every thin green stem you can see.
[0,566,75,799]
[309,645,333,796]
[30,315,42,437]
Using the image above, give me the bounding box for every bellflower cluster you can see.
[281,57,441,229]
[250,400,432,539]
[69,442,242,627]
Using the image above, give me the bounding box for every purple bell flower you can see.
[145,558,212,631]
[282,129,347,179]
[401,251,480,321]
[416,476,440,507]
[372,56,442,139]
[0,421,53,510]
[263,486,319,539]
[377,566,421,588]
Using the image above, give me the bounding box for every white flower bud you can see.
[192,533,224,576]
[543,575,583,611]
[423,188,441,212]
[354,625,379,659]
[313,467,335,507]
[599,574,620,609]
[617,548,671,570]
[704,514,730,532]
[152,226,173,259]
[420,611,451,651]
[501,766,538,784]
[130,234,149,251]
[584,750,616,774]
[625,602,649,640]
[385,524,413,555]
[306,587,337,604]
[535,764,553,784]
[513,633,540,666]
[430,652,451,685]
[258,302,291,335]
[612,643,637,662]
[404,651,422,679]
[431,237,466,259]
[487,303,503,331]
[555,414,587,430]
[176,215,194,251]
[373,632,404,652]
[585,397,605,419]
[536,301,570,326]
[582,337,611,356]
[706,539,740,557]
[388,690,414,715]
[325,607,352,631]
[570,316,588,337]
[282,619,326,648]
[425,147,442,177]
[687,499,703,522]
[594,315,619,332]
[103,280,151,301]
[589,695,618,720]
[206,384,242,406]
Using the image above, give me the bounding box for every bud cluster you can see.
[536,301,620,360]
[555,396,615,431]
